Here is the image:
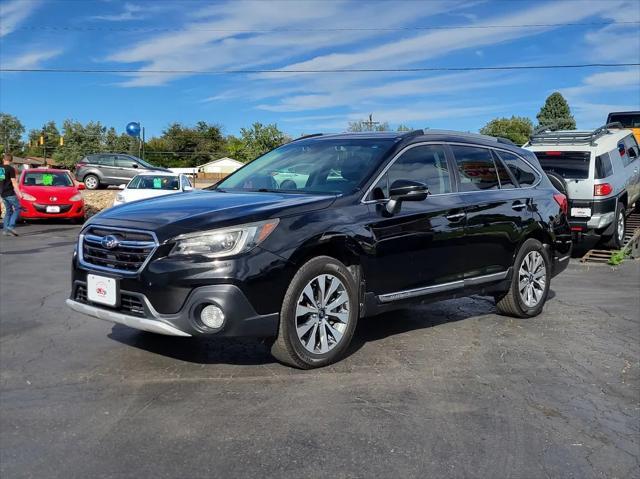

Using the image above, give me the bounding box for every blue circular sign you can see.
[126,122,141,137]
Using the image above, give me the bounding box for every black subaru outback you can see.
[67,130,572,368]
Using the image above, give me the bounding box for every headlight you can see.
[21,192,36,201]
[70,193,83,202]
[169,219,279,258]
[115,193,125,203]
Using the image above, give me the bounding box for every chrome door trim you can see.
[376,270,509,303]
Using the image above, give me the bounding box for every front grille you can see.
[34,204,72,213]
[75,284,146,317]
[80,226,157,274]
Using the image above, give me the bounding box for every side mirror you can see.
[118,184,126,190]
[131,163,139,168]
[77,183,86,190]
[385,179,429,215]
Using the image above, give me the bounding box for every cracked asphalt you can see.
[1,223,639,479]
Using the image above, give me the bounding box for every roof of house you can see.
[198,157,242,168]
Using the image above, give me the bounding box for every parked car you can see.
[66,130,572,368]
[607,111,640,144]
[75,154,169,190]
[524,125,640,248]
[18,168,85,223]
[112,172,194,206]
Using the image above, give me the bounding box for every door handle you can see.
[511,201,527,211]
[446,212,466,221]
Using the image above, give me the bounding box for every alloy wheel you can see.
[617,210,625,242]
[518,251,546,308]
[295,274,350,354]
[85,176,98,189]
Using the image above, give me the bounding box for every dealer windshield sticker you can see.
[42,174,54,186]
[153,177,162,189]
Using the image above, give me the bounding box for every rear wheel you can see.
[603,203,625,249]
[496,238,551,318]
[83,174,100,190]
[271,256,358,369]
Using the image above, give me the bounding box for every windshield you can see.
[128,175,180,190]
[23,171,73,187]
[534,151,591,180]
[216,138,396,194]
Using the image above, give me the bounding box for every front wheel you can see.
[271,256,359,369]
[496,238,551,318]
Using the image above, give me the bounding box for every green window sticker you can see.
[153,177,162,189]
[0,168,5,180]
[42,174,54,186]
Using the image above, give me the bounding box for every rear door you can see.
[97,155,118,184]
[620,134,640,204]
[450,144,533,279]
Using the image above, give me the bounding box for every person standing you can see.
[1,153,21,236]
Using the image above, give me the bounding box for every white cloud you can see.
[0,0,41,37]
[0,48,63,69]
[562,68,640,98]
[572,102,640,129]
[90,3,145,22]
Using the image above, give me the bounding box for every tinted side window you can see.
[116,157,136,168]
[450,145,499,191]
[491,151,515,188]
[623,134,639,162]
[378,145,451,197]
[496,150,538,187]
[595,153,613,179]
[99,155,115,167]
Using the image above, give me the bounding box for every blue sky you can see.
[1,0,639,139]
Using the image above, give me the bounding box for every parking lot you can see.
[1,223,638,479]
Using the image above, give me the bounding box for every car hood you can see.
[90,189,336,240]
[21,185,81,202]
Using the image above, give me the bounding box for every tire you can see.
[271,256,359,369]
[603,203,625,249]
[83,174,100,190]
[496,238,551,318]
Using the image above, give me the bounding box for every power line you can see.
[11,21,640,34]
[2,63,638,75]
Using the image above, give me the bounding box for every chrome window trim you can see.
[361,141,542,204]
[78,224,159,276]
[377,270,509,303]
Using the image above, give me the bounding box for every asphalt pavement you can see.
[1,222,638,479]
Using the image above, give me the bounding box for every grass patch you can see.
[608,249,629,266]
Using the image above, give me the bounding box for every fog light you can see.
[200,304,225,329]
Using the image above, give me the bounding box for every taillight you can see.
[553,193,568,215]
[594,183,612,196]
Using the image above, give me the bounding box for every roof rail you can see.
[528,123,622,146]
[292,133,323,142]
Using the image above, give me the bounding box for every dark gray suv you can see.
[75,154,169,190]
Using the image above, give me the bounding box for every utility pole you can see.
[362,114,379,131]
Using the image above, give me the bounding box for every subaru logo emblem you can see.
[101,235,120,249]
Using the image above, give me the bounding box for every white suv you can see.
[525,124,640,248]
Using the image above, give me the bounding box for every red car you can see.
[19,168,86,223]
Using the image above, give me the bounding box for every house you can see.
[198,157,243,174]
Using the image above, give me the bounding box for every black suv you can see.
[67,130,572,368]
[75,154,169,189]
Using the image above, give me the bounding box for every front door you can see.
[364,144,467,296]
[449,144,533,279]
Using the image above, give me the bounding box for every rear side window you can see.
[450,145,499,191]
[533,151,590,180]
[374,144,452,197]
[622,134,639,165]
[595,153,613,179]
[496,150,538,186]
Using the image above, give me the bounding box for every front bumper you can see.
[68,282,279,337]
[20,200,85,219]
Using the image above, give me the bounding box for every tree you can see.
[480,116,534,145]
[396,124,412,132]
[0,113,25,154]
[25,121,60,158]
[347,119,390,132]
[233,122,290,162]
[536,92,576,130]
